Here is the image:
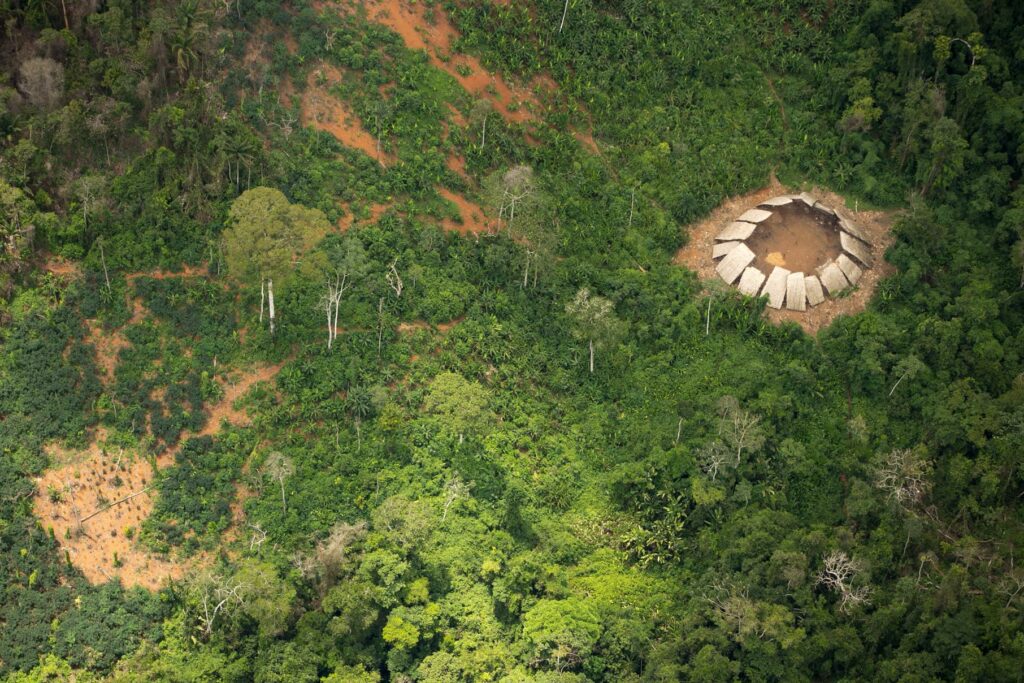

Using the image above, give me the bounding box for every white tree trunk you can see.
[326,295,334,349]
[260,279,265,324]
[559,0,570,33]
[589,339,594,374]
[267,278,276,335]
[332,296,340,342]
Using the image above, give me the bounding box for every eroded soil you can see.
[301,65,392,164]
[33,273,281,590]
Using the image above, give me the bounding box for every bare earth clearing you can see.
[674,180,896,334]
[34,265,281,589]
[745,202,843,274]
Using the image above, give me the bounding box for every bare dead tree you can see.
[441,474,470,522]
[292,520,368,596]
[193,573,246,638]
[248,523,268,551]
[999,567,1024,609]
[558,0,570,34]
[496,165,535,233]
[320,269,350,349]
[702,580,765,639]
[17,57,64,110]
[262,452,294,513]
[98,238,111,295]
[817,551,872,613]
[716,396,765,466]
[875,448,931,509]
[698,442,730,481]
[628,186,636,228]
[386,259,403,298]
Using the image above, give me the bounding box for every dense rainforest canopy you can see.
[1,0,1023,681]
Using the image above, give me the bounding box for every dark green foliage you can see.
[2,0,1024,680]
[0,293,100,460]
[53,583,166,671]
[144,435,246,551]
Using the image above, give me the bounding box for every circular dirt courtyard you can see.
[675,182,896,334]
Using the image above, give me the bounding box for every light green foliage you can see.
[321,664,380,683]
[1,0,1024,680]
[522,599,602,673]
[422,371,492,442]
[232,560,298,640]
[222,186,329,291]
[4,655,97,683]
[381,614,419,650]
[107,613,248,682]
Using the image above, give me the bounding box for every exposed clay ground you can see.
[33,268,281,589]
[355,0,548,125]
[33,363,279,590]
[674,180,897,334]
[438,188,491,235]
[396,316,463,333]
[301,65,392,164]
[745,203,842,273]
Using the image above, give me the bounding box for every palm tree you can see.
[170,0,209,84]
[345,386,374,450]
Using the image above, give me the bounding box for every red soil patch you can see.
[338,202,393,231]
[125,264,209,281]
[42,255,81,277]
[301,65,392,164]
[283,32,298,55]
[34,428,182,591]
[438,187,490,235]
[397,316,463,333]
[84,320,130,386]
[33,361,282,590]
[574,130,599,154]
[279,75,297,107]
[447,104,468,128]
[446,152,469,180]
[674,179,897,335]
[338,0,548,125]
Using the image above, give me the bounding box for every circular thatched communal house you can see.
[712,193,873,311]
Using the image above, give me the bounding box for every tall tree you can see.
[483,165,553,287]
[313,233,368,350]
[919,116,968,197]
[423,372,491,444]
[262,452,294,514]
[222,187,328,334]
[565,287,625,373]
[0,180,48,297]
